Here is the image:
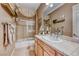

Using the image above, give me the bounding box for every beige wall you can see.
[36,3,47,33]
[0,4,15,55]
[49,3,76,37]
[37,3,47,19]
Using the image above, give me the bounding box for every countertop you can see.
[35,34,79,56]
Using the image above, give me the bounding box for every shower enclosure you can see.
[16,19,35,41]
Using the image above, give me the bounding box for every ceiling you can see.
[44,3,64,16]
[15,3,40,17]
[8,3,64,18]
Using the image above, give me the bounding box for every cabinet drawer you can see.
[43,44,55,56]
[37,39,44,46]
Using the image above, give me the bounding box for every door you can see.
[37,45,43,56]
[44,51,49,56]
[73,4,79,37]
[35,39,38,55]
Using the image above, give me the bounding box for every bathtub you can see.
[15,37,35,48]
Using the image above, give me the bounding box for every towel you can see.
[8,24,15,44]
[8,24,14,45]
[3,23,9,47]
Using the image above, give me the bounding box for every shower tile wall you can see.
[16,19,35,41]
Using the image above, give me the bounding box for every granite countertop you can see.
[35,34,79,56]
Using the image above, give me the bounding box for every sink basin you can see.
[42,35,62,42]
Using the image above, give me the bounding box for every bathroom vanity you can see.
[35,35,79,56]
[35,37,64,56]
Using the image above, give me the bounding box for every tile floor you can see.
[12,40,35,56]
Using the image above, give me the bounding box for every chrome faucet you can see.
[54,26,64,38]
[55,28,60,38]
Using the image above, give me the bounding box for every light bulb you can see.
[50,4,53,7]
[46,3,49,5]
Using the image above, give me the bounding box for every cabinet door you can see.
[37,45,43,56]
[44,51,49,56]
[43,44,56,56]
[35,40,38,56]
[37,39,56,56]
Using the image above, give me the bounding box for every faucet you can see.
[55,28,60,38]
[55,26,64,37]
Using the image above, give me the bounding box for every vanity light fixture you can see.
[49,4,53,7]
[45,3,49,5]
[45,3,53,8]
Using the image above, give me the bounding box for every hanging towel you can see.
[3,23,9,47]
[8,24,13,45]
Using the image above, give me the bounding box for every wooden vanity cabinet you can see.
[35,39,38,55]
[35,39,44,56]
[55,51,64,56]
[37,45,44,56]
[43,51,49,56]
[35,38,64,56]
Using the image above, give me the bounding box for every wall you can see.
[0,4,15,55]
[37,3,47,19]
[37,3,48,33]
[49,3,76,37]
